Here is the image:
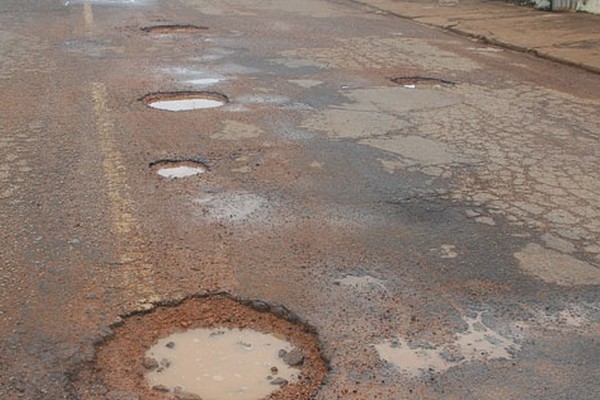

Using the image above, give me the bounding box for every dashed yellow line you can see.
[91,82,157,305]
[84,2,94,31]
[91,82,135,236]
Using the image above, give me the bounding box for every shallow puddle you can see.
[187,78,223,86]
[143,92,228,111]
[158,165,206,179]
[145,328,299,400]
[149,98,224,111]
[151,160,208,179]
[374,312,521,376]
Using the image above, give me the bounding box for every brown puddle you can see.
[374,312,521,376]
[146,328,299,399]
[141,92,229,112]
[74,295,327,400]
[149,160,209,179]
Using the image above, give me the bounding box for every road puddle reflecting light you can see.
[374,312,521,376]
[145,328,300,400]
[187,78,223,86]
[158,166,205,179]
[142,92,228,111]
[150,160,208,179]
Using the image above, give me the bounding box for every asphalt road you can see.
[1,0,599,399]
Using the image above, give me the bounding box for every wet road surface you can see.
[1,0,599,399]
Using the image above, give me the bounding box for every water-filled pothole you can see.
[390,76,456,89]
[142,92,228,111]
[146,328,301,399]
[142,24,208,34]
[76,295,327,400]
[187,78,223,86]
[150,160,208,179]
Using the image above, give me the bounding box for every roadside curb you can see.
[352,0,600,75]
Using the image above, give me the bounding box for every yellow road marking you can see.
[84,2,94,31]
[91,82,157,305]
[91,82,135,236]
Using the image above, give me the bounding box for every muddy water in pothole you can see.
[146,328,299,400]
[187,78,223,86]
[157,165,206,179]
[148,98,225,111]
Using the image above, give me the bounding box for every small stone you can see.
[142,357,159,370]
[465,209,481,218]
[160,358,171,368]
[282,348,304,366]
[475,216,496,226]
[166,341,176,349]
[249,300,270,312]
[107,391,140,400]
[152,385,170,393]
[270,377,289,386]
[174,387,203,400]
[270,366,279,375]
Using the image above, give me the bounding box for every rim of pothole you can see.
[73,293,329,400]
[141,91,229,111]
[142,24,209,34]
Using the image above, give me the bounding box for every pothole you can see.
[390,76,456,89]
[150,160,208,179]
[187,78,223,86]
[146,328,301,399]
[142,92,228,111]
[75,295,327,400]
[142,24,209,34]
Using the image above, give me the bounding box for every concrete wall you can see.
[577,0,600,13]
[528,0,600,13]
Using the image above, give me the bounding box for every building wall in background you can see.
[529,0,600,12]
[577,0,600,13]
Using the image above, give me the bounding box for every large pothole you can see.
[150,159,209,179]
[142,92,229,111]
[76,295,327,400]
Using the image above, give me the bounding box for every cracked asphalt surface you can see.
[1,0,599,399]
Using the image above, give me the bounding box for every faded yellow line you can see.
[84,2,94,31]
[91,82,158,306]
[91,82,134,236]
